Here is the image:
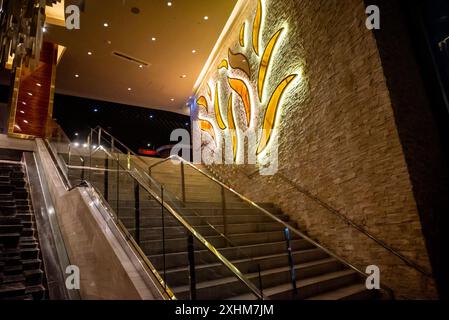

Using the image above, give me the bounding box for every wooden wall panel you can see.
[8,42,57,138]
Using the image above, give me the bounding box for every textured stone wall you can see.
[193,0,437,299]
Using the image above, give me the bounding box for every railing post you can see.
[104,157,109,201]
[284,228,298,296]
[180,162,186,203]
[187,234,197,300]
[127,151,131,170]
[80,157,85,181]
[98,128,102,147]
[221,186,228,246]
[111,137,115,156]
[116,158,120,218]
[161,186,167,288]
[134,179,140,245]
[257,264,264,300]
[89,130,93,181]
[68,144,72,167]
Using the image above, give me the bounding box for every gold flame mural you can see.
[197,0,299,160]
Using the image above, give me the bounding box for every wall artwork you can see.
[195,0,300,163]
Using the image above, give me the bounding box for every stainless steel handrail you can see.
[44,128,176,300]
[96,146,264,300]
[150,155,432,279]
[94,126,398,297]
[148,155,400,297]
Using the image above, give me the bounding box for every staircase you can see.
[0,158,46,300]
[64,151,380,300]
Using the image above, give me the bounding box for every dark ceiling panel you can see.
[53,93,190,152]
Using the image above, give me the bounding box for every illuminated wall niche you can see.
[196,0,299,162]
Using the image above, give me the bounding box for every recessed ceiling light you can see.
[167,2,172,6]
[171,98,175,102]
[36,83,41,87]
[23,120,29,124]
[128,87,132,91]
[42,27,47,33]
[20,110,25,114]
[192,49,197,54]
[88,51,93,55]
[103,23,109,27]
[75,74,80,78]
[180,74,187,78]
[22,102,26,105]
[107,40,112,45]
[93,108,99,112]
[27,92,33,96]
[149,115,154,119]
[139,64,143,68]
[151,37,156,41]
[204,16,209,20]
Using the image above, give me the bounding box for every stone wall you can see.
[192,0,438,299]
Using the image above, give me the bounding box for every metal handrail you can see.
[150,155,432,279]
[96,146,264,300]
[94,126,398,297]
[148,156,402,296]
[44,127,176,300]
[47,127,263,299]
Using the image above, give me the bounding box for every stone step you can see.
[0,282,26,299]
[163,250,331,287]
[130,222,287,241]
[121,213,291,229]
[305,283,377,300]
[148,241,318,270]
[142,231,303,256]
[173,260,351,300]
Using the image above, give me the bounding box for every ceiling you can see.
[44,0,238,115]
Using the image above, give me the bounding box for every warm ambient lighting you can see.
[42,27,47,33]
[139,64,143,68]
[36,83,41,87]
[171,98,175,101]
[21,102,26,105]
[23,120,29,124]
[103,23,109,27]
[204,16,209,20]
[151,37,156,41]
[181,74,187,78]
[88,51,93,55]
[20,110,25,114]
[128,87,132,91]
[192,50,197,54]
[27,92,33,96]
[167,2,172,6]
[75,74,79,78]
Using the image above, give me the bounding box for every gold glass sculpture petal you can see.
[257,74,297,155]
[228,49,251,78]
[258,28,284,102]
[239,22,246,47]
[200,119,216,141]
[214,83,227,130]
[218,59,229,70]
[227,93,237,161]
[252,0,262,56]
[228,77,252,126]
[197,96,208,110]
